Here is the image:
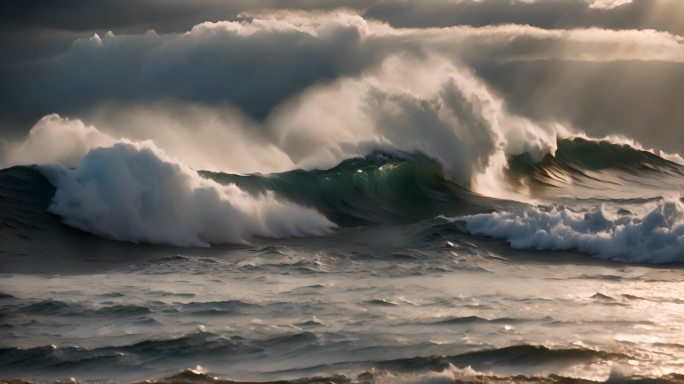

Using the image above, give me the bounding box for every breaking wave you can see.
[457,197,684,264]
[39,142,335,247]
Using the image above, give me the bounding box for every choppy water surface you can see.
[3,229,684,383]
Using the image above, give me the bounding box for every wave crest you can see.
[41,142,335,247]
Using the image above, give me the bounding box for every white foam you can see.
[41,142,335,247]
[457,198,684,263]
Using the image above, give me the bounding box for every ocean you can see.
[1,137,684,383]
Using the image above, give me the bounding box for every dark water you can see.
[1,139,684,383]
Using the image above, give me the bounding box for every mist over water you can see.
[2,3,684,383]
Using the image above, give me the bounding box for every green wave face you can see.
[202,152,483,226]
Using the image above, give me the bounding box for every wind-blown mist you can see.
[3,114,114,168]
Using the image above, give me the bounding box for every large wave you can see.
[40,142,335,247]
[2,134,684,263]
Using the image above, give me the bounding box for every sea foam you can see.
[41,142,335,247]
[457,198,684,263]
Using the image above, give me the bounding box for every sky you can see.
[1,0,683,177]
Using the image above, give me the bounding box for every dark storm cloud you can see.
[1,0,684,156]
[0,0,366,32]
[3,0,684,33]
[2,0,683,62]
[0,0,369,63]
[5,15,680,136]
[1,15,392,132]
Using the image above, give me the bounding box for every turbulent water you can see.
[2,138,684,383]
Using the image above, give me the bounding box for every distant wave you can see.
[507,137,684,192]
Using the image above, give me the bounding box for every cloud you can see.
[4,14,683,126]
[586,0,633,9]
[2,14,391,128]
[363,0,684,34]
[2,9,684,174]
[3,1,682,37]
